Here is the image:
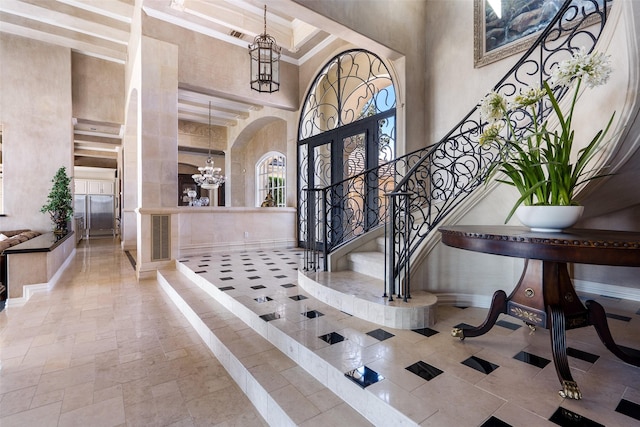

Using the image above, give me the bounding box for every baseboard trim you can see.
[573,280,640,302]
[179,239,296,257]
[7,248,76,307]
[435,282,640,310]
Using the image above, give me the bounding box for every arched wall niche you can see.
[229,117,289,208]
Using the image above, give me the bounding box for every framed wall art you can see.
[473,0,606,68]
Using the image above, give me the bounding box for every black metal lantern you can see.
[248,5,281,93]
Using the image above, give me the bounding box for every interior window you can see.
[256,152,286,207]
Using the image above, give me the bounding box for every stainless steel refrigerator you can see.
[74,194,115,237]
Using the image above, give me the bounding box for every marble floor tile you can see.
[0,238,265,427]
[3,239,640,426]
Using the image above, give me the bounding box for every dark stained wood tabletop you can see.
[439,226,640,267]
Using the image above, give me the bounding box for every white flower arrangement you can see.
[479,48,615,221]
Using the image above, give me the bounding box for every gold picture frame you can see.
[473,0,607,68]
[474,0,563,68]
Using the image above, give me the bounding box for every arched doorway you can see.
[297,49,396,249]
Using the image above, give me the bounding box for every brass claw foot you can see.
[451,328,465,340]
[558,380,582,400]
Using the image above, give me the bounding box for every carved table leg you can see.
[586,300,640,367]
[452,290,507,340]
[549,304,581,399]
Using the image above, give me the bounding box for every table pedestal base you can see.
[451,259,640,399]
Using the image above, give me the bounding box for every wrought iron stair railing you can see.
[302,144,436,271]
[387,0,612,300]
[302,0,613,302]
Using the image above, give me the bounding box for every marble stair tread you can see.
[346,251,386,279]
[299,269,437,329]
[157,269,373,427]
[301,269,436,307]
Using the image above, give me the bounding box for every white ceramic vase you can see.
[515,205,584,232]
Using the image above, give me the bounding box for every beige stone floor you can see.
[0,237,266,427]
[2,238,640,426]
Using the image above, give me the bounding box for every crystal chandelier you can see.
[248,5,281,93]
[192,101,226,190]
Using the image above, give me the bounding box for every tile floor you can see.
[1,239,639,426]
[0,238,266,426]
[177,248,640,426]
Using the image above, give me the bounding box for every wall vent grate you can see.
[151,215,170,261]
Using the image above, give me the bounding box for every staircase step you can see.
[158,268,373,427]
[299,269,437,329]
[347,251,386,280]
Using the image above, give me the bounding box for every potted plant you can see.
[41,166,73,235]
[479,48,615,231]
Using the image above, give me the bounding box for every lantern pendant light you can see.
[248,5,281,93]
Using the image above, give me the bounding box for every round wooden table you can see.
[439,225,640,399]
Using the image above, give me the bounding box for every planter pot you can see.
[515,205,584,232]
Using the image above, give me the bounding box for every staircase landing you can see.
[299,269,437,329]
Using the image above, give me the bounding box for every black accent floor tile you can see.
[281,283,296,288]
[620,345,640,358]
[461,356,499,374]
[481,416,512,427]
[254,296,273,303]
[266,262,276,265]
[567,347,600,364]
[220,269,232,273]
[606,312,632,322]
[319,332,345,345]
[367,329,395,341]
[344,366,384,389]
[269,268,281,271]
[245,269,257,272]
[248,276,261,280]
[197,264,209,267]
[615,399,640,421]
[289,295,308,301]
[195,270,207,274]
[496,320,522,330]
[303,310,323,319]
[274,275,287,279]
[513,351,551,369]
[243,263,253,266]
[454,322,475,330]
[221,263,231,266]
[220,277,233,281]
[251,285,266,290]
[412,327,439,337]
[219,286,235,291]
[259,312,281,322]
[405,361,443,381]
[549,407,604,426]
[287,262,298,265]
